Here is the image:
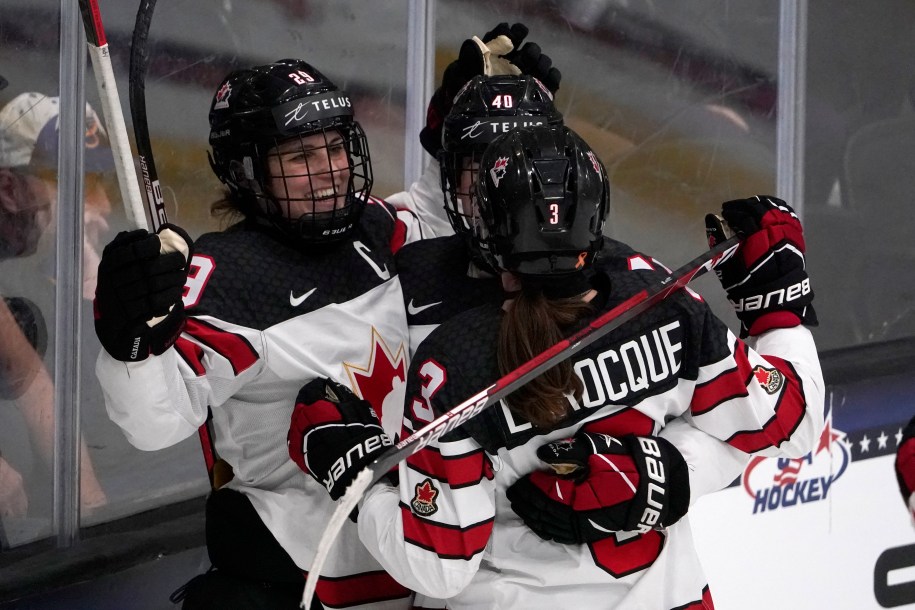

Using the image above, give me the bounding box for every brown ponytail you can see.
[498,291,593,428]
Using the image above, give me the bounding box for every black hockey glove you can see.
[506,432,690,544]
[288,378,393,501]
[94,224,192,362]
[896,415,915,527]
[419,22,561,156]
[706,195,817,338]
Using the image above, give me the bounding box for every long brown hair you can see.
[210,189,248,227]
[498,290,593,428]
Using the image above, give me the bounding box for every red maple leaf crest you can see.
[344,329,406,428]
[411,478,439,516]
[752,365,783,394]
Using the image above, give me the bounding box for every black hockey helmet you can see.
[474,125,609,276]
[440,74,562,237]
[208,58,372,246]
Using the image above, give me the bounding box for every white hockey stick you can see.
[301,235,741,608]
[78,0,149,232]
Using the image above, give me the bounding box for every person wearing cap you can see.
[0,92,109,535]
[0,92,115,299]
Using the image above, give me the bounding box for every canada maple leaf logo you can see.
[411,478,439,516]
[490,156,509,187]
[214,81,232,109]
[344,328,406,437]
[752,365,784,394]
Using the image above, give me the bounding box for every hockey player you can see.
[396,72,563,354]
[389,73,751,558]
[290,125,825,607]
[93,58,440,609]
[93,23,560,609]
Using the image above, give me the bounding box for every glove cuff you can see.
[96,302,186,362]
[148,304,187,356]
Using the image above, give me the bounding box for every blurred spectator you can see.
[0,92,110,544]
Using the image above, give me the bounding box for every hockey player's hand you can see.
[705,195,817,337]
[896,415,915,528]
[94,224,192,362]
[506,432,690,544]
[420,22,561,156]
[288,378,392,501]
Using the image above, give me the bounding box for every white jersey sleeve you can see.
[687,324,825,459]
[358,431,494,599]
[96,318,265,451]
[659,417,748,505]
[385,162,454,239]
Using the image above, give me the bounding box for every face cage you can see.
[258,122,373,245]
[441,148,489,235]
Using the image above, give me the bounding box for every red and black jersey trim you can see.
[303,568,412,608]
[174,337,206,376]
[400,504,493,560]
[726,354,807,453]
[690,339,752,416]
[582,407,656,437]
[669,584,715,610]
[406,445,493,489]
[182,318,259,375]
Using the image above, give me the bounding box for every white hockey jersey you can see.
[357,239,825,609]
[97,198,441,609]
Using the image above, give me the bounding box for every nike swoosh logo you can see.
[407,299,442,315]
[290,287,317,307]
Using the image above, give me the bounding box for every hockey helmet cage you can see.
[208,58,372,245]
[440,74,562,237]
[474,125,609,276]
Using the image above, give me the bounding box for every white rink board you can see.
[691,452,915,610]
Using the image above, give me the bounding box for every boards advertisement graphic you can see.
[691,379,915,609]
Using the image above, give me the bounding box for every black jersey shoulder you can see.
[404,238,732,453]
[187,207,399,330]
[396,234,503,327]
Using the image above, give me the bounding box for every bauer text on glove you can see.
[705,195,817,338]
[506,432,690,544]
[288,377,392,501]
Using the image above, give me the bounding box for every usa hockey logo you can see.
[490,157,509,187]
[214,81,232,109]
[742,415,850,514]
[753,365,784,394]
[411,478,439,516]
[586,150,601,174]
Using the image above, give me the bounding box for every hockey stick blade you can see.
[78,0,148,231]
[129,0,167,231]
[301,234,741,608]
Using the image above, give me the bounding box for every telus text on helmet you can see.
[282,96,352,127]
[460,119,547,140]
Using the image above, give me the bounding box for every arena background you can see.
[0,1,913,608]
